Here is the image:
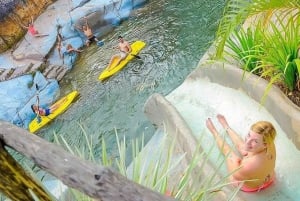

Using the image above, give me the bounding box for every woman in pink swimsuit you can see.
[20,16,48,37]
[206,114,276,192]
[28,24,39,36]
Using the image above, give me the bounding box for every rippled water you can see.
[39,0,225,158]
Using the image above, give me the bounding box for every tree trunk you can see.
[0,141,53,201]
[0,121,176,201]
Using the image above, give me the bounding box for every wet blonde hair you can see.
[251,121,276,145]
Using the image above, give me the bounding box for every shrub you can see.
[225,14,300,92]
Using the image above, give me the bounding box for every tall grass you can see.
[53,128,239,201]
[0,127,239,200]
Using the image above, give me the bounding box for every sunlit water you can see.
[166,78,300,200]
[36,0,225,158]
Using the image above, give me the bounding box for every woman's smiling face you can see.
[244,130,266,153]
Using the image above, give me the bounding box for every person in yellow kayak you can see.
[108,36,132,71]
[31,103,59,117]
[30,96,62,117]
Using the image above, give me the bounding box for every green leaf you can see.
[294,58,300,75]
[215,0,300,58]
[284,62,296,91]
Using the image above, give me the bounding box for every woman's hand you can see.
[228,153,242,165]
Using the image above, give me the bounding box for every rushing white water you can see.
[166,78,299,200]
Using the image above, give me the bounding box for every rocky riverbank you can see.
[0,0,148,128]
[0,0,56,53]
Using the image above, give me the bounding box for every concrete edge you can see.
[144,93,199,162]
[144,93,245,200]
[143,60,300,199]
[188,62,300,149]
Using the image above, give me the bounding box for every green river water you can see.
[39,0,225,159]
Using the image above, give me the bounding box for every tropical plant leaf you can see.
[215,0,300,59]
[225,26,263,73]
[284,62,296,91]
[294,58,300,75]
[49,126,241,201]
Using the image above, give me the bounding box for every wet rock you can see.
[0,62,46,82]
[0,63,68,82]
[0,68,14,81]
[0,0,55,53]
[43,64,69,81]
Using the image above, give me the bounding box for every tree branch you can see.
[0,121,176,201]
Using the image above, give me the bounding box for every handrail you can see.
[0,121,176,201]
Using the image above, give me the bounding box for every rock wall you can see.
[0,0,56,53]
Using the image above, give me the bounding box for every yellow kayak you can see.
[29,90,79,133]
[98,40,146,81]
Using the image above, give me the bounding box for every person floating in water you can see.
[75,17,98,46]
[20,16,49,37]
[65,44,83,54]
[56,33,82,59]
[108,36,132,71]
[206,114,276,192]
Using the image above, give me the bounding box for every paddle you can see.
[35,84,52,122]
[97,40,104,47]
[35,84,42,123]
[131,54,141,59]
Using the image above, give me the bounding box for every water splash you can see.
[166,78,299,200]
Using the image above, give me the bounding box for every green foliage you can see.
[215,0,252,58]
[260,15,300,91]
[225,13,300,92]
[215,0,300,59]
[53,128,239,201]
[216,0,300,99]
[225,27,264,73]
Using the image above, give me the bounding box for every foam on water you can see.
[166,78,299,200]
[44,179,68,199]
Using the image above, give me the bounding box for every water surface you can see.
[39,0,225,158]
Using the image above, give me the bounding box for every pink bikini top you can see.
[28,25,38,35]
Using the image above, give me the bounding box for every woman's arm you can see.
[206,118,238,157]
[217,114,246,155]
[206,118,254,181]
[72,48,83,53]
